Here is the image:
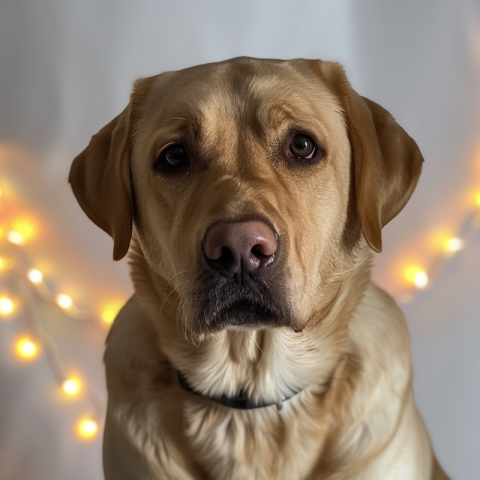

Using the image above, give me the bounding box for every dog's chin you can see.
[192,288,297,335]
[207,299,289,331]
[190,271,298,335]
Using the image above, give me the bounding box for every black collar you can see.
[177,371,302,411]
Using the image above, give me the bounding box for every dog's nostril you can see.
[203,220,278,276]
[251,244,271,262]
[219,247,234,264]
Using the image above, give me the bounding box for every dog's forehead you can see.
[139,58,340,137]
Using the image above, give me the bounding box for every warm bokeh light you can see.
[77,418,99,440]
[0,296,14,315]
[27,268,44,284]
[7,230,25,245]
[0,256,15,270]
[404,266,429,289]
[62,377,81,396]
[16,338,39,360]
[101,302,124,326]
[444,237,464,253]
[413,271,429,289]
[427,229,454,251]
[56,294,73,309]
[12,220,35,240]
[476,192,480,207]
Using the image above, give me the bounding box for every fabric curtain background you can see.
[0,1,479,479]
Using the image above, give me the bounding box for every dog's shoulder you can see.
[104,295,169,401]
[350,281,411,374]
[326,282,433,478]
[103,296,204,480]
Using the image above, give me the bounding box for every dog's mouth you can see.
[192,274,295,334]
[211,298,281,329]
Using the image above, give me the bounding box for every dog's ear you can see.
[69,105,133,260]
[69,77,155,260]
[315,61,424,252]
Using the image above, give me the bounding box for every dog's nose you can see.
[203,220,278,277]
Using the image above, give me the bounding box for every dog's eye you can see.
[156,144,189,171]
[288,134,316,159]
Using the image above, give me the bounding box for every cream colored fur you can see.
[69,57,450,480]
[103,243,444,480]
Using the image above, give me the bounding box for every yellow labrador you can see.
[69,57,450,480]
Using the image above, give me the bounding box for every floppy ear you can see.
[315,61,424,252]
[69,105,133,261]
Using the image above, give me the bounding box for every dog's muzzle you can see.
[191,219,298,333]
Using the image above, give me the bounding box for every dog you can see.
[69,57,450,480]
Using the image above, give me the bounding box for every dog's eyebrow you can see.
[267,107,297,128]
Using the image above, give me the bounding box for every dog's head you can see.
[70,57,422,337]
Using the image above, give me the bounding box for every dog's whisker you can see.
[165,270,190,289]
[159,279,190,320]
[228,331,238,350]
[253,336,264,355]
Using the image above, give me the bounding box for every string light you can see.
[62,377,81,396]
[12,220,35,241]
[0,296,14,315]
[27,268,44,284]
[16,338,39,360]
[444,237,464,253]
[77,418,99,440]
[413,271,429,289]
[0,190,108,440]
[7,231,25,245]
[404,266,429,289]
[56,294,73,310]
[396,187,480,301]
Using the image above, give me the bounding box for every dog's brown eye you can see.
[156,144,189,171]
[288,135,316,159]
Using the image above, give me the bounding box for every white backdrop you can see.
[0,1,479,479]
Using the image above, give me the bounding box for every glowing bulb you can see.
[16,338,39,360]
[77,418,98,439]
[405,266,429,289]
[62,378,81,396]
[27,269,43,284]
[413,271,429,289]
[56,294,73,309]
[12,220,34,239]
[0,297,14,315]
[444,237,464,253]
[7,231,25,245]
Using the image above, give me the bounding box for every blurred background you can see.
[0,0,479,479]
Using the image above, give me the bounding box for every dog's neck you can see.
[128,235,372,406]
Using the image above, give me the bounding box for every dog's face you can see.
[70,57,423,337]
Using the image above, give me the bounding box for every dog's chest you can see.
[183,394,328,480]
